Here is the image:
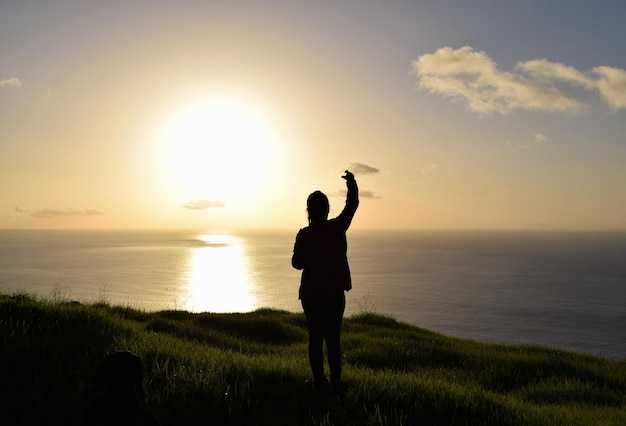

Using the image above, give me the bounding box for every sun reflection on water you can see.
[182,234,256,312]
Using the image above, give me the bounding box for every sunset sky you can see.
[2,1,626,231]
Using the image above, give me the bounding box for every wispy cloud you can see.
[0,207,25,219]
[348,162,380,175]
[332,189,381,199]
[31,208,103,218]
[359,190,381,199]
[180,200,225,210]
[421,163,438,175]
[534,133,548,142]
[0,77,23,88]
[412,46,626,114]
[515,59,595,89]
[593,66,626,110]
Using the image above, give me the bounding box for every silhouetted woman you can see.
[292,170,359,390]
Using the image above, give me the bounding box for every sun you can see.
[158,94,281,202]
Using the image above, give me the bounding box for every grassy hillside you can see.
[1,292,625,425]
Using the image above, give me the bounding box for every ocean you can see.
[1,229,624,359]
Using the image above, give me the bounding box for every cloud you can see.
[359,190,381,199]
[348,162,380,175]
[421,163,438,175]
[332,189,381,199]
[412,46,626,114]
[31,208,103,218]
[534,133,548,142]
[516,59,595,89]
[593,66,626,110]
[180,200,225,210]
[0,77,23,88]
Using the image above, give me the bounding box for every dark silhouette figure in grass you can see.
[73,350,161,425]
[292,170,359,390]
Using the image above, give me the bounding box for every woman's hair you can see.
[307,190,329,223]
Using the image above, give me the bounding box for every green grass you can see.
[1,292,625,425]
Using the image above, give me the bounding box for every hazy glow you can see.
[2,2,626,231]
[183,234,256,312]
[158,96,279,201]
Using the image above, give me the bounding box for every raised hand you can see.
[342,170,355,181]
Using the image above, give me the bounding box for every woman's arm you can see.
[291,230,305,270]
[335,170,359,229]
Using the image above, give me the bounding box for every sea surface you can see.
[1,229,625,359]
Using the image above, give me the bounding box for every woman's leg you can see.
[325,294,346,388]
[302,299,327,386]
